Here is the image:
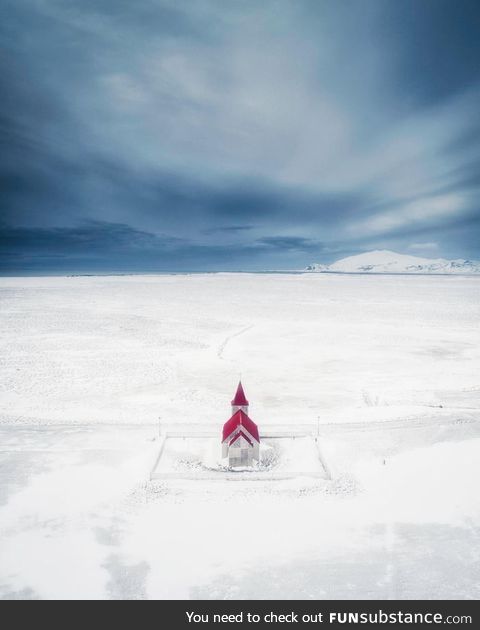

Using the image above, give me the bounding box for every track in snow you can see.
[217,324,254,360]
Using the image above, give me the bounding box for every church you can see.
[222,382,260,468]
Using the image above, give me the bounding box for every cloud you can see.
[0,221,323,272]
[206,225,254,234]
[409,242,439,251]
[1,0,480,271]
[346,194,469,238]
[0,221,176,262]
[256,236,321,252]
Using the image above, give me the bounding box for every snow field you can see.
[1,273,479,599]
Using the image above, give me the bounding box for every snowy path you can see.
[216,323,254,360]
[318,412,480,433]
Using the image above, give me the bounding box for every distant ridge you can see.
[306,250,480,274]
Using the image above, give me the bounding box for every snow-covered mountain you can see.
[306,250,480,274]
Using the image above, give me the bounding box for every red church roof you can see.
[231,381,249,406]
[222,409,259,443]
[229,430,254,447]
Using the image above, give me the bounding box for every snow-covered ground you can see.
[151,434,327,478]
[0,273,479,599]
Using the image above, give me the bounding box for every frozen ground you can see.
[151,434,327,478]
[0,273,479,599]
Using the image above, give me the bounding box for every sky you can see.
[1,0,480,273]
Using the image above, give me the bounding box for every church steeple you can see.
[231,380,249,414]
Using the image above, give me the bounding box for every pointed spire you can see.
[231,380,249,406]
